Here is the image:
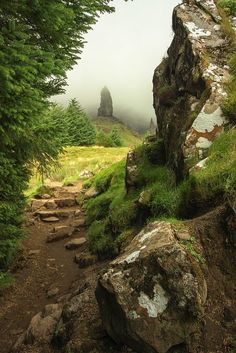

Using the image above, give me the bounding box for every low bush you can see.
[218,0,236,15]
[87,220,116,258]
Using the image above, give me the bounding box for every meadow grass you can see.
[26,146,130,196]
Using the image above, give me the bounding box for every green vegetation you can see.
[189,129,236,205]
[217,2,236,123]
[96,127,123,147]
[0,273,15,291]
[27,146,130,196]
[180,236,205,264]
[85,127,236,258]
[0,1,114,273]
[65,99,96,146]
[94,116,141,147]
[218,0,236,15]
[222,55,236,123]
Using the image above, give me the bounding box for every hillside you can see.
[93,116,141,147]
[0,1,235,353]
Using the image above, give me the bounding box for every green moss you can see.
[0,272,15,290]
[180,236,205,264]
[87,220,116,258]
[222,57,236,123]
[192,129,236,202]
[86,193,114,225]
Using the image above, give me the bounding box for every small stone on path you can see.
[46,225,73,243]
[65,238,87,250]
[47,287,59,298]
[41,194,51,199]
[29,250,40,256]
[45,200,57,209]
[72,218,86,228]
[43,217,60,222]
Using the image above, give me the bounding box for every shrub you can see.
[218,0,236,15]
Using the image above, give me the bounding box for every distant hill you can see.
[93,116,141,148]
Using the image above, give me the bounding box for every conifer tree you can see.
[109,128,123,146]
[0,1,114,269]
[66,99,96,146]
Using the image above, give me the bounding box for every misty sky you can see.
[54,0,181,129]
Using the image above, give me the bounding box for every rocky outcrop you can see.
[153,0,230,177]
[96,222,207,353]
[98,86,113,117]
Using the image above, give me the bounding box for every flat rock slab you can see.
[45,200,57,210]
[65,238,87,250]
[47,226,74,243]
[54,198,76,208]
[72,218,86,228]
[35,209,74,220]
[43,217,60,223]
[31,199,46,212]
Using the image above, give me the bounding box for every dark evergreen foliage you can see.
[0,1,114,269]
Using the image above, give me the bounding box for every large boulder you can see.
[14,304,62,349]
[96,222,207,353]
[153,0,230,177]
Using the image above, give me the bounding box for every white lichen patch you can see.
[196,137,212,149]
[204,63,223,83]
[138,284,169,318]
[138,228,158,244]
[191,107,226,133]
[185,22,211,39]
[121,250,140,264]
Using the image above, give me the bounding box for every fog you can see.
[53,0,181,132]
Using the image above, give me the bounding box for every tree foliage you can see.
[0,1,114,270]
[66,99,96,146]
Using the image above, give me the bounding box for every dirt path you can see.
[0,183,87,353]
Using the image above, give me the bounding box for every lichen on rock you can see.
[96,221,207,353]
[153,0,230,175]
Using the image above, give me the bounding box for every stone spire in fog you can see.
[97,86,113,117]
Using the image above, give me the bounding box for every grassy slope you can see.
[84,129,236,257]
[94,116,141,147]
[27,146,130,196]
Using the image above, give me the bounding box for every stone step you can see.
[65,238,87,250]
[43,217,60,223]
[54,197,76,208]
[35,209,75,220]
[46,226,74,243]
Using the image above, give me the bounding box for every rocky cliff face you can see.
[98,86,113,117]
[153,0,231,178]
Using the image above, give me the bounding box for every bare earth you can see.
[0,183,85,353]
